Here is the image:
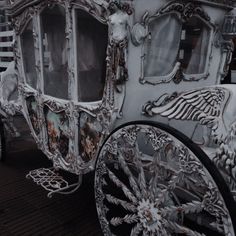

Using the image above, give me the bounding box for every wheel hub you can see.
[137,199,162,232]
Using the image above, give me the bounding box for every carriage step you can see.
[26,168,82,198]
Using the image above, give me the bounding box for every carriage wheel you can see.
[0,120,6,162]
[95,121,236,236]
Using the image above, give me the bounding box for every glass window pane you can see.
[179,17,210,74]
[144,14,182,77]
[21,21,37,89]
[41,5,68,99]
[76,10,108,102]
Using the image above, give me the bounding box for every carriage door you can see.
[40,5,73,168]
[74,9,108,167]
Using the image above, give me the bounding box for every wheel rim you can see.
[95,123,235,236]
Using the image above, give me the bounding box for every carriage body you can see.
[2,0,236,235]
[6,0,233,174]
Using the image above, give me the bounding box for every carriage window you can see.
[179,17,210,74]
[41,5,68,99]
[144,14,182,77]
[75,10,108,102]
[144,15,211,78]
[21,21,37,89]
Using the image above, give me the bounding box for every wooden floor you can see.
[0,116,102,236]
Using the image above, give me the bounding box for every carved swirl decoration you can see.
[143,87,230,142]
[159,2,210,22]
[43,98,69,113]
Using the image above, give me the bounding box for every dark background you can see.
[0,116,102,236]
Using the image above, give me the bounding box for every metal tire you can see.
[95,121,236,236]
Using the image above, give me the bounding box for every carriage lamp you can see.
[222,8,236,40]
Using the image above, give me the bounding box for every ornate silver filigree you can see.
[143,87,230,143]
[159,2,210,22]
[11,0,131,175]
[26,167,82,198]
[137,1,214,85]
[95,123,234,235]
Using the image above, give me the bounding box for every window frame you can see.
[73,7,108,104]
[39,4,69,100]
[140,10,214,85]
[20,17,39,90]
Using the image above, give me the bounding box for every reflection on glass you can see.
[179,17,210,74]
[41,5,68,99]
[145,15,211,77]
[76,10,108,102]
[144,14,182,77]
[21,21,37,89]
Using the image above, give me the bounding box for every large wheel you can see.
[95,121,236,236]
[0,119,6,162]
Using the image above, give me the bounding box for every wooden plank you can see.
[0,30,14,37]
[0,41,13,47]
[0,51,14,57]
[0,61,10,68]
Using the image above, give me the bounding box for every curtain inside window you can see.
[184,26,210,74]
[76,10,108,102]
[21,21,37,89]
[144,14,182,77]
[41,6,68,99]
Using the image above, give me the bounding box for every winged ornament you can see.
[143,85,236,143]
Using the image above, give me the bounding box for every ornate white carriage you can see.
[0,0,236,235]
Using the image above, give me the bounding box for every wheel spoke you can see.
[155,172,181,206]
[161,201,202,219]
[110,214,139,226]
[158,228,171,236]
[148,150,179,202]
[107,168,137,203]
[105,194,137,212]
[117,150,142,199]
[209,221,225,234]
[133,143,148,198]
[142,229,152,236]
[130,223,142,236]
[148,152,161,201]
